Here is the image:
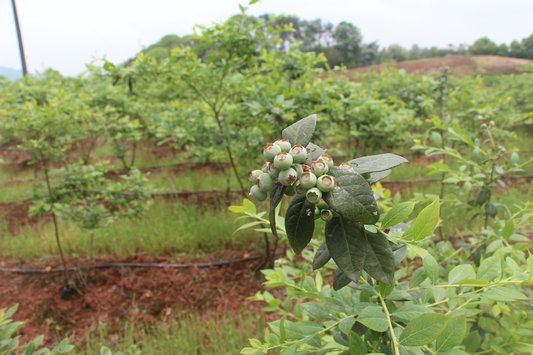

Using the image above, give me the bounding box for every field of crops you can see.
[1,12,532,355]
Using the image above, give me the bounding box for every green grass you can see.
[80,311,263,355]
[150,170,240,192]
[0,201,259,259]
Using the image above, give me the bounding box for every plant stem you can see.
[41,156,68,278]
[213,110,246,196]
[378,293,401,355]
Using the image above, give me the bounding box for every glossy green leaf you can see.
[423,255,439,283]
[325,168,379,224]
[363,231,395,285]
[381,201,415,228]
[448,264,476,284]
[312,242,331,270]
[333,267,355,290]
[357,305,388,332]
[326,216,366,282]
[436,316,467,352]
[403,199,440,241]
[285,194,315,254]
[392,304,432,322]
[399,313,448,346]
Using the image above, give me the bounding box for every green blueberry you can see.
[302,164,311,172]
[289,144,308,163]
[300,171,317,189]
[274,139,292,152]
[311,159,329,177]
[293,163,304,178]
[278,168,298,186]
[248,169,262,183]
[249,185,267,202]
[274,152,293,171]
[319,154,334,170]
[320,209,333,222]
[306,187,322,204]
[257,173,274,193]
[317,175,336,193]
[263,143,282,161]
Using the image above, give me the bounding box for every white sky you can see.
[1,0,532,76]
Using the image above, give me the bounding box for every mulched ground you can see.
[0,251,265,347]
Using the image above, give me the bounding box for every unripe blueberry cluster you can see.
[249,139,337,204]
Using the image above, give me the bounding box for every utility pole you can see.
[11,0,28,76]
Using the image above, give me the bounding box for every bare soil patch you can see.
[0,251,264,347]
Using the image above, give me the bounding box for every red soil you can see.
[340,55,533,78]
[0,252,264,347]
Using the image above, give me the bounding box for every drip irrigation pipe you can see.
[0,255,262,275]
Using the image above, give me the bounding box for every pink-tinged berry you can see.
[263,143,281,161]
[316,175,336,193]
[249,169,262,183]
[257,173,274,193]
[249,185,267,202]
[319,154,334,169]
[289,144,308,163]
[300,172,317,189]
[274,139,292,152]
[274,152,293,171]
[311,159,329,177]
[278,168,298,186]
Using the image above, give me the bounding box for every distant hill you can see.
[0,66,22,81]
[340,55,533,78]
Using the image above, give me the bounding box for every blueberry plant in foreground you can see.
[235,114,533,354]
[247,114,409,288]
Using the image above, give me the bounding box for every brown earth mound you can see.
[0,252,264,347]
[341,55,533,78]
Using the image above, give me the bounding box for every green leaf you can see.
[305,142,326,165]
[363,231,395,285]
[403,199,440,241]
[285,194,315,254]
[269,185,286,239]
[349,153,408,174]
[333,267,354,290]
[357,305,388,332]
[282,114,317,146]
[366,169,392,184]
[448,264,476,284]
[399,313,448,346]
[477,256,502,281]
[339,316,356,335]
[325,168,379,224]
[392,305,432,321]
[348,332,367,355]
[436,316,467,352]
[483,286,528,301]
[326,216,366,282]
[409,267,427,287]
[423,254,439,283]
[381,201,416,228]
[312,242,331,270]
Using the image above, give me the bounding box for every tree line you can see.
[141,14,533,68]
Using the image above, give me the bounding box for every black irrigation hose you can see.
[0,255,263,275]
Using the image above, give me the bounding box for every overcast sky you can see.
[1,0,532,75]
